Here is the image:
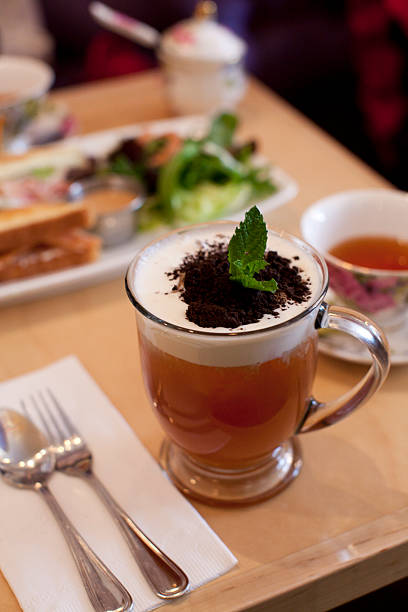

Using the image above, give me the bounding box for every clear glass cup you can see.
[126,222,390,505]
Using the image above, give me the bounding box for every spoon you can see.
[0,409,133,612]
[89,2,160,49]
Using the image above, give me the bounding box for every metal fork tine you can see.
[37,390,68,442]
[31,393,58,445]
[20,399,29,419]
[47,387,78,437]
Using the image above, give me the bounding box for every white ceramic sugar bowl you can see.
[159,1,247,115]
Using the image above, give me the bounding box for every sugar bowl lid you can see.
[160,1,246,64]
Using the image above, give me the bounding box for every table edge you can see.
[172,505,408,611]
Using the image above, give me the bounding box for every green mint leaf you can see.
[240,276,278,292]
[244,259,268,276]
[228,206,278,293]
[228,205,267,265]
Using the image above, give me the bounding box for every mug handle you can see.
[297,303,390,433]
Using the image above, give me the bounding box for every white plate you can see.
[0,115,298,307]
[318,317,408,366]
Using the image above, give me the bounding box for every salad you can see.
[105,112,277,230]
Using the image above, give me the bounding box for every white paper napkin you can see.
[0,356,237,612]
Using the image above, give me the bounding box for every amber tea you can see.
[330,235,408,271]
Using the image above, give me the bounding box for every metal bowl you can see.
[67,174,145,248]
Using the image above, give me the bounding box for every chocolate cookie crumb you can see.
[167,242,311,328]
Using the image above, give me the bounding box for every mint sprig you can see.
[228,206,278,292]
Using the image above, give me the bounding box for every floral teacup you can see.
[0,55,54,151]
[301,189,408,330]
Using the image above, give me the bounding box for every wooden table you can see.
[1,70,407,611]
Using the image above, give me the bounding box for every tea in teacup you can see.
[329,235,408,271]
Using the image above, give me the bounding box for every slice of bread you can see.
[0,229,101,282]
[0,146,86,181]
[0,202,90,253]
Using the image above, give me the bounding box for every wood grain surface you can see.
[0,71,407,612]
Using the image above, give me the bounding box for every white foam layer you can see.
[127,223,324,366]
[136,311,318,366]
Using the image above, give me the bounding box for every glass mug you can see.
[126,222,390,505]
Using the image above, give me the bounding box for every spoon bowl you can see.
[0,407,133,612]
[0,409,54,488]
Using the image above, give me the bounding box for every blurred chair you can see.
[346,0,408,190]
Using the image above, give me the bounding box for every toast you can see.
[0,202,91,253]
[0,141,103,283]
[0,229,101,282]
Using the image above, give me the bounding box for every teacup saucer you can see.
[318,315,408,366]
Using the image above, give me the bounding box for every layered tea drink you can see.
[127,223,324,470]
[127,220,390,504]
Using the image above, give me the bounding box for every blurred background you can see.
[1,0,407,190]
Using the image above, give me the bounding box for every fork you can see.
[25,389,189,600]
